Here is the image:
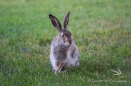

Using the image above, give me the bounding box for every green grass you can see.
[0,0,131,86]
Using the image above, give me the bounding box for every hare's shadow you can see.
[65,59,113,77]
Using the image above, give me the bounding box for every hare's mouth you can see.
[59,40,71,47]
[64,41,71,46]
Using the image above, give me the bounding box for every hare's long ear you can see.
[49,14,62,32]
[63,11,70,29]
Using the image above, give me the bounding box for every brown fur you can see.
[49,11,80,73]
[52,37,70,61]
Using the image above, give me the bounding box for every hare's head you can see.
[49,11,72,46]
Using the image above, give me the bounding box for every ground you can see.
[0,0,131,86]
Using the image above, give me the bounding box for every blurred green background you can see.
[0,0,131,86]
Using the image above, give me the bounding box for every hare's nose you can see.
[69,41,72,44]
[69,40,72,44]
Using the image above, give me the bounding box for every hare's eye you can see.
[62,35,64,37]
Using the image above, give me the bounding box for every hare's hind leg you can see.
[51,60,64,74]
[50,54,65,74]
[56,63,64,72]
[75,60,79,67]
[53,62,64,74]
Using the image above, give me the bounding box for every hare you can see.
[49,11,80,74]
